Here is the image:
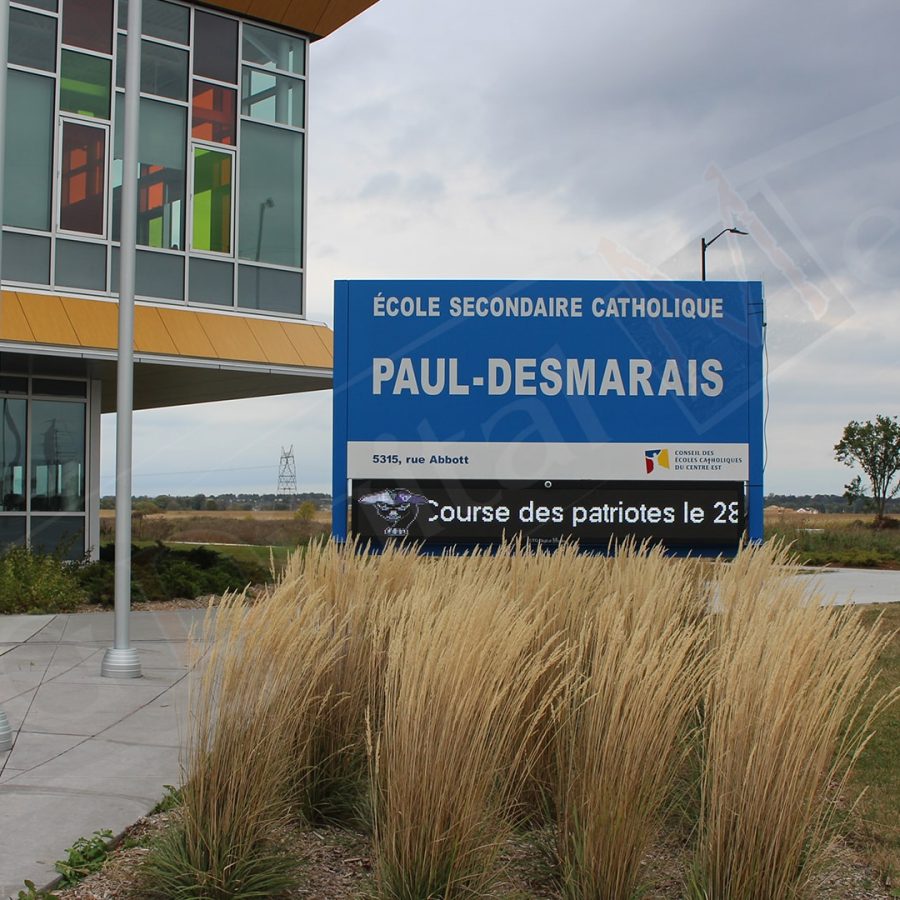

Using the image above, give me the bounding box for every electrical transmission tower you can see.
[277,445,297,505]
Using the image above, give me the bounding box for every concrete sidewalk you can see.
[0,609,206,899]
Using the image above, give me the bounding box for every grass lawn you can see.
[849,603,900,887]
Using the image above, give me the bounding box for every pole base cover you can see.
[0,707,13,752]
[101,647,142,679]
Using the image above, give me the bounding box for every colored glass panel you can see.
[192,148,232,254]
[192,81,236,145]
[60,50,111,119]
[193,11,237,84]
[60,122,107,234]
[9,8,57,72]
[31,400,86,513]
[3,71,54,230]
[142,40,188,100]
[0,398,27,512]
[63,0,113,53]
[239,122,303,267]
[242,24,305,76]
[113,96,186,249]
[241,68,304,128]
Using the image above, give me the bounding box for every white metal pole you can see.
[0,0,16,747]
[101,0,142,678]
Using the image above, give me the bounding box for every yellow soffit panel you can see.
[0,293,36,343]
[245,318,304,366]
[282,321,333,368]
[1,292,333,370]
[61,296,118,349]
[196,312,267,363]
[134,306,180,355]
[205,0,376,37]
[16,292,80,346]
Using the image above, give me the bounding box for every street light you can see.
[701,227,748,280]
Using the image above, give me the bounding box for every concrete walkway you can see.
[0,610,206,899]
[0,568,897,897]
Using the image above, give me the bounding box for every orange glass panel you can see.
[192,81,236,145]
[60,122,106,235]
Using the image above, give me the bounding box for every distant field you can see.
[100,508,330,521]
[765,508,900,569]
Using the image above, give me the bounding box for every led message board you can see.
[333,280,764,553]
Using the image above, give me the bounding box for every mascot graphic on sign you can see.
[358,488,438,537]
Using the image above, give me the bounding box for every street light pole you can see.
[101,0,143,679]
[701,227,748,280]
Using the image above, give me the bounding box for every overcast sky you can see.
[102,0,900,498]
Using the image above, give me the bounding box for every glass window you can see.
[238,123,303,267]
[60,121,107,234]
[16,0,57,11]
[31,400,85,513]
[30,516,85,560]
[193,11,237,84]
[189,257,233,306]
[9,7,57,72]
[144,0,189,43]
[0,377,28,393]
[4,71,54,231]
[112,96,186,249]
[192,148,232,254]
[0,518,26,552]
[238,265,302,315]
[60,50,112,119]
[113,248,184,299]
[241,68,303,129]
[242,24,305,76]
[116,33,125,88]
[141,40,188,101]
[63,0,114,54]
[1,232,51,285]
[0,398,27,512]
[192,81,236,145]
[55,239,107,290]
[119,0,189,43]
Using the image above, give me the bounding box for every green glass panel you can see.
[192,148,232,254]
[3,71,54,230]
[60,50,112,119]
[1,232,51,285]
[238,123,302,267]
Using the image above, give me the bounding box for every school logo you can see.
[358,488,438,537]
[644,448,670,474]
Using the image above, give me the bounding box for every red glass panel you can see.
[62,0,113,53]
[192,81,236,146]
[60,122,106,235]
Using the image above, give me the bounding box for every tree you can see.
[834,415,900,521]
[294,500,316,523]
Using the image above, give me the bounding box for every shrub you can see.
[0,546,87,614]
[76,543,270,606]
